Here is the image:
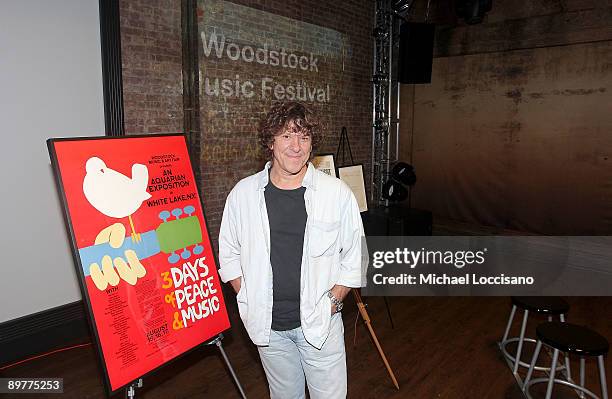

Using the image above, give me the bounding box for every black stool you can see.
[524,322,609,399]
[500,297,570,375]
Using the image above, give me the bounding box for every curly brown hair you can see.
[258,101,322,160]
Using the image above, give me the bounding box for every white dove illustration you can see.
[83,157,151,241]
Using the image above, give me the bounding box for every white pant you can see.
[257,313,347,399]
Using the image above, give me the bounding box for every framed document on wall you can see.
[311,153,337,178]
[338,164,368,212]
[47,134,230,395]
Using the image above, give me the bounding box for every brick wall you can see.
[120,0,183,134]
[120,0,373,239]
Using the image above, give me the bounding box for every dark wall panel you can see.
[400,0,612,234]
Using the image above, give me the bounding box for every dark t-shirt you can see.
[264,179,307,331]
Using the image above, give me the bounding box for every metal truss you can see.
[372,0,409,206]
[371,0,391,206]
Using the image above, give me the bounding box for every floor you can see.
[2,295,610,398]
[3,217,610,398]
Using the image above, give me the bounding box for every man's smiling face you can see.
[270,120,312,177]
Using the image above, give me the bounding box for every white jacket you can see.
[218,162,364,349]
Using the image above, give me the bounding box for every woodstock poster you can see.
[47,134,230,394]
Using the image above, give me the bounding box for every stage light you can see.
[381,162,416,202]
[373,26,389,38]
[391,162,416,186]
[382,179,409,201]
[393,0,413,13]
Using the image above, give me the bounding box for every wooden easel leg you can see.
[352,289,400,390]
[353,310,360,348]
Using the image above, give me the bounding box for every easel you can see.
[124,334,247,398]
[208,334,247,399]
[335,126,354,169]
[336,127,400,390]
[125,379,142,399]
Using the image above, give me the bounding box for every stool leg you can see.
[502,305,517,343]
[559,314,572,381]
[580,357,585,399]
[545,349,559,399]
[514,310,529,374]
[563,352,572,382]
[598,355,608,399]
[524,340,542,390]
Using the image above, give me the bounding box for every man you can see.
[218,101,364,399]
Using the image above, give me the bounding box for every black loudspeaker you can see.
[456,0,493,25]
[398,22,435,84]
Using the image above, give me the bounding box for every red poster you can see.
[47,134,230,395]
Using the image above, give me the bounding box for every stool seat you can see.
[511,296,569,315]
[537,322,610,356]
